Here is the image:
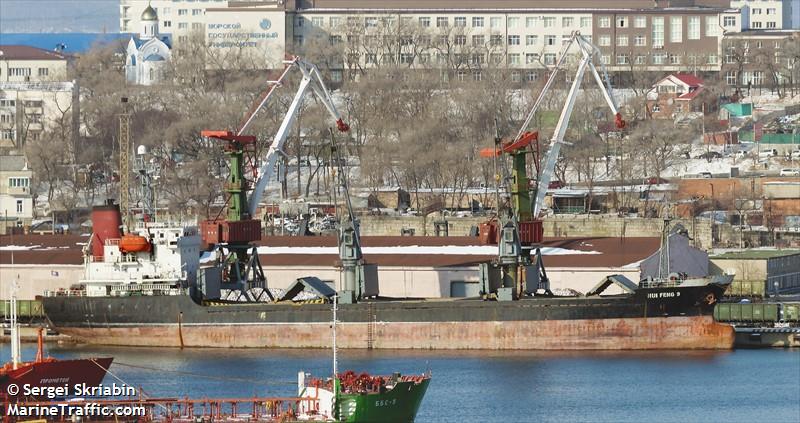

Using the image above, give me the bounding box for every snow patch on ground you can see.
[255,246,600,256]
[0,245,41,251]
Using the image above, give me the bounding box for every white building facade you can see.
[125,4,173,85]
[731,0,800,30]
[0,154,33,232]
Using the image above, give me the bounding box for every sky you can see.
[0,0,119,33]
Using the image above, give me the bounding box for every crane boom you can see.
[530,32,625,217]
[246,57,349,218]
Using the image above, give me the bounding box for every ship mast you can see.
[10,279,20,370]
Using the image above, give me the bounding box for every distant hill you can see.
[0,0,118,33]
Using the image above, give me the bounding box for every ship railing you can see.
[105,238,120,246]
[110,283,187,296]
[43,288,87,297]
[639,279,683,288]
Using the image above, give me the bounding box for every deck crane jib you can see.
[478,31,625,301]
[199,57,350,302]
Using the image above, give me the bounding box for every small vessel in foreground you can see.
[2,287,112,400]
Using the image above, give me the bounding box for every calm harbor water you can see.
[2,344,798,423]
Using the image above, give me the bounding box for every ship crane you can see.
[200,57,349,301]
[479,31,625,301]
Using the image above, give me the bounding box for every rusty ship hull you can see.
[42,283,734,350]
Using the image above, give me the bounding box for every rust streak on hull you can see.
[52,316,734,350]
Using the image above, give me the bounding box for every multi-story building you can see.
[730,0,800,30]
[0,81,79,150]
[0,154,33,233]
[0,45,68,83]
[118,0,800,86]
[721,29,798,91]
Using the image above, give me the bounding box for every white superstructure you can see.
[81,222,201,297]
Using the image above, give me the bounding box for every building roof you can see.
[144,54,165,62]
[672,73,704,87]
[0,234,660,269]
[0,45,66,61]
[712,249,800,260]
[0,155,28,172]
[141,4,158,21]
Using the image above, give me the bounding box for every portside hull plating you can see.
[42,287,734,350]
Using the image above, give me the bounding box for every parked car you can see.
[779,168,800,176]
[697,151,722,160]
[791,150,800,159]
[699,172,712,179]
[758,149,778,159]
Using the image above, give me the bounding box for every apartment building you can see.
[0,154,33,233]
[0,45,68,83]
[721,30,798,90]
[120,0,767,80]
[730,0,800,30]
[0,81,79,149]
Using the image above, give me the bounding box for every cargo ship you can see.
[39,202,733,350]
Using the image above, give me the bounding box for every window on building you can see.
[511,71,521,82]
[670,17,682,43]
[508,54,521,65]
[545,35,557,46]
[543,17,556,28]
[526,53,539,64]
[490,53,503,64]
[580,17,591,28]
[163,20,171,28]
[652,17,664,47]
[634,35,646,46]
[456,70,467,82]
[669,54,681,64]
[0,114,12,123]
[178,9,187,16]
[418,17,430,27]
[0,130,14,140]
[600,55,610,65]
[635,55,647,65]
[329,35,343,45]
[490,35,503,46]
[688,16,700,40]
[544,53,556,65]
[311,17,324,27]
[191,22,201,29]
[490,17,501,28]
[508,17,520,28]
[192,9,201,16]
[8,177,29,188]
[707,54,718,64]
[437,17,448,27]
[9,68,31,77]
[472,35,485,46]
[293,35,304,46]
[508,35,520,45]
[617,35,628,46]
[400,53,413,65]
[23,100,42,108]
[526,35,538,46]
[473,71,482,82]
[725,70,737,85]
[472,17,484,27]
[162,7,170,15]
[454,35,466,45]
[178,22,187,29]
[706,16,718,36]
[16,200,23,214]
[766,22,776,29]
[599,35,611,46]
[37,68,49,77]
[617,16,627,28]
[752,21,762,29]
[616,54,629,65]
[653,53,666,64]
[767,8,776,15]
[562,17,574,27]
[599,16,610,28]
[634,16,646,28]
[526,17,539,28]
[752,8,761,15]
[454,16,466,27]
[723,16,736,27]
[526,71,537,81]
[0,100,14,107]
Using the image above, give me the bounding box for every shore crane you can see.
[200,57,350,301]
[479,31,626,301]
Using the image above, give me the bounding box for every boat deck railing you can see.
[639,279,684,288]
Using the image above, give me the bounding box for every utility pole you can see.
[118,97,131,230]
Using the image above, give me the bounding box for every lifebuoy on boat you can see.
[704,293,717,305]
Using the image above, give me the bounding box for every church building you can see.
[125,3,171,85]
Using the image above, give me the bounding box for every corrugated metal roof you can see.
[0,45,66,61]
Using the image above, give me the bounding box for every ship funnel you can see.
[90,200,123,258]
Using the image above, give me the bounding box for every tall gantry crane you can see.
[479,32,626,301]
[200,57,349,301]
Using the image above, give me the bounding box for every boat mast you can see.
[10,280,20,370]
[332,293,340,421]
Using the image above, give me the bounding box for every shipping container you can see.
[783,303,799,322]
